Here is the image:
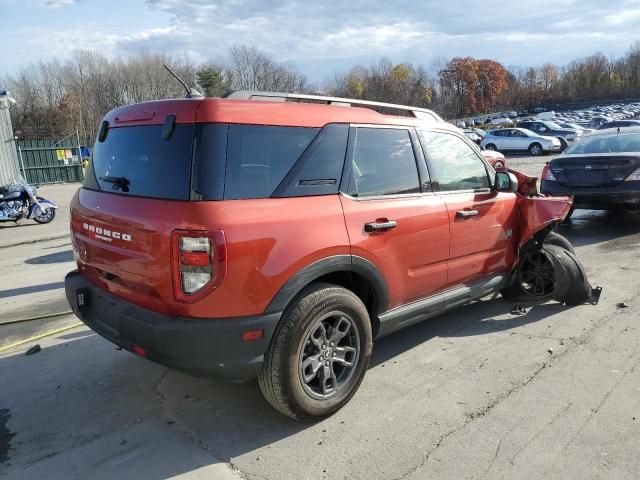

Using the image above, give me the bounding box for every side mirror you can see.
[495,171,518,193]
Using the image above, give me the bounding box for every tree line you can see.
[4,42,640,143]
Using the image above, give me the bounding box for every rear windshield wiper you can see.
[101,176,130,192]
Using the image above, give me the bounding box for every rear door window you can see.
[224,125,319,200]
[85,124,194,200]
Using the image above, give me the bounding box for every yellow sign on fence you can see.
[56,150,65,161]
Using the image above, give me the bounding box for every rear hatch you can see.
[72,98,326,317]
[72,100,202,315]
[550,154,640,187]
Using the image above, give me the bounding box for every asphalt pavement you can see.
[3,163,640,479]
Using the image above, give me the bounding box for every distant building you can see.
[0,90,20,185]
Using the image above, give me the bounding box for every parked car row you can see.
[456,101,640,130]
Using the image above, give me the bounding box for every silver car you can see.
[480,128,562,156]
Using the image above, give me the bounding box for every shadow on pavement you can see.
[370,297,568,368]
[24,250,74,265]
[0,223,42,229]
[0,281,65,299]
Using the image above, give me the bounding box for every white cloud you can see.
[7,0,640,79]
[44,0,78,7]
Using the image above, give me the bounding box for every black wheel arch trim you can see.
[264,255,390,316]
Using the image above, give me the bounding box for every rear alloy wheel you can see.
[299,313,360,400]
[528,143,543,156]
[258,283,372,420]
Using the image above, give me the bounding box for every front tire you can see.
[544,231,575,254]
[501,245,557,302]
[258,284,373,421]
[528,143,543,156]
[33,207,55,224]
[501,244,591,305]
[485,143,497,151]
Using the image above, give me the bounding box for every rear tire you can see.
[528,143,543,156]
[258,283,373,421]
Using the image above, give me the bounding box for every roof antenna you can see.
[163,64,204,99]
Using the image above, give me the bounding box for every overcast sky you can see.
[3,0,640,82]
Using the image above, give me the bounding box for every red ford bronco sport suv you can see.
[65,91,592,420]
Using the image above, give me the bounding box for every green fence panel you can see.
[16,137,84,184]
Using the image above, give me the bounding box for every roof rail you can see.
[222,90,443,122]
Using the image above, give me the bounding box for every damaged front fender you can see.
[517,195,573,248]
[507,167,573,248]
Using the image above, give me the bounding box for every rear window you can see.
[565,133,640,154]
[85,125,194,200]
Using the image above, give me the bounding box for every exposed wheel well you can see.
[310,271,380,338]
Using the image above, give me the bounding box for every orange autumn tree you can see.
[439,57,508,117]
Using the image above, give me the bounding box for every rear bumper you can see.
[541,180,640,209]
[65,271,281,381]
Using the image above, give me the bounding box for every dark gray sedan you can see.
[541,128,640,216]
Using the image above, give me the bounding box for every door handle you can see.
[364,220,397,233]
[455,209,479,219]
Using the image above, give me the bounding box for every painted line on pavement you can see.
[0,310,74,326]
[0,322,84,353]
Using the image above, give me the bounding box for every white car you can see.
[491,117,513,125]
[535,111,557,120]
[480,128,562,156]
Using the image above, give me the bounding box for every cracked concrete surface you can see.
[1,160,640,478]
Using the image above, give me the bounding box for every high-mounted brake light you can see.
[541,164,557,181]
[171,230,227,303]
[625,167,640,182]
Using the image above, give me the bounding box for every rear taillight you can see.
[541,164,557,181]
[171,230,227,302]
[625,167,640,182]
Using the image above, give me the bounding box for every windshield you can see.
[564,133,640,154]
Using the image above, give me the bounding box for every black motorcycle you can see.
[0,179,58,225]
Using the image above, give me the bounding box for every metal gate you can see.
[17,133,85,184]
